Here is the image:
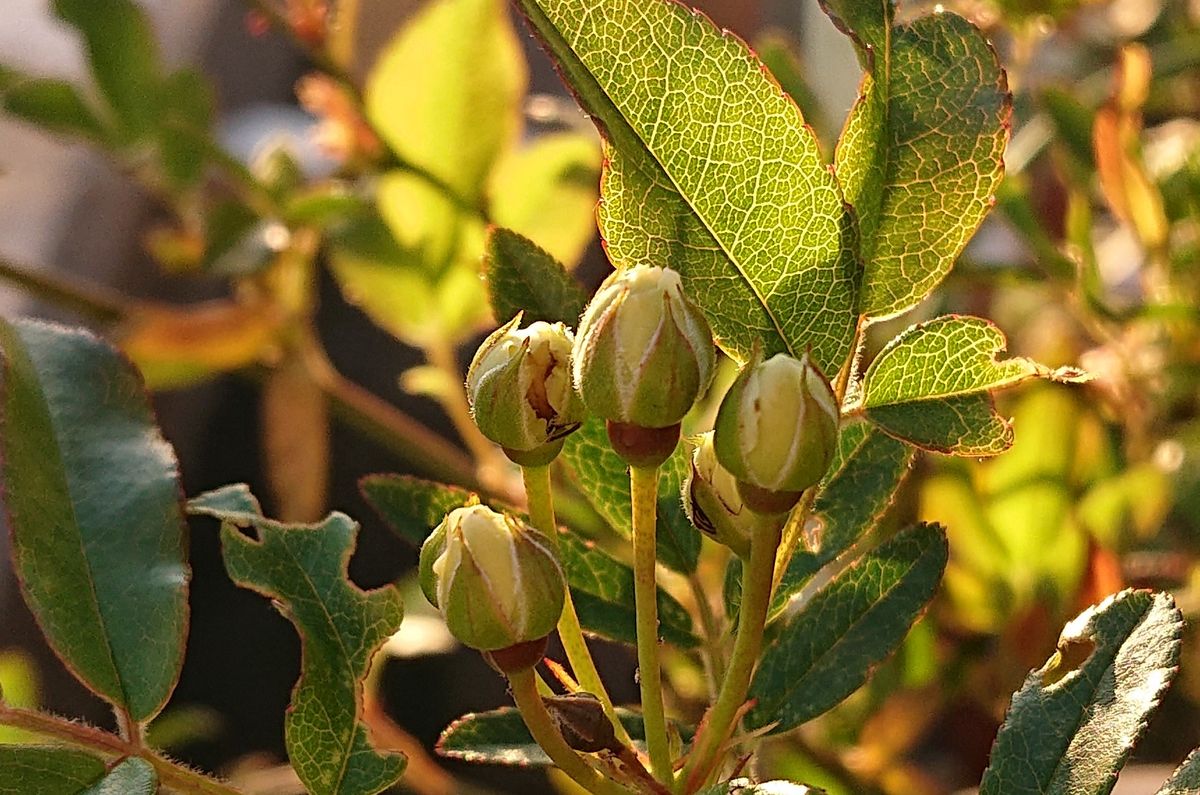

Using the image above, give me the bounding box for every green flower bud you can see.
[418,504,565,652]
[714,352,839,506]
[467,315,585,462]
[682,432,753,558]
[573,265,716,430]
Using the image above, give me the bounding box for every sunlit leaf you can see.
[827,2,1010,318]
[489,132,601,268]
[0,320,189,722]
[366,0,525,202]
[1157,748,1200,795]
[517,0,858,373]
[747,523,947,733]
[980,590,1183,795]
[859,316,1084,455]
[188,485,406,795]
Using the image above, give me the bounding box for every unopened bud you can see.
[714,352,838,512]
[573,266,715,431]
[418,504,565,654]
[682,432,754,558]
[467,316,585,465]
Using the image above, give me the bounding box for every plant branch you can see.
[679,516,783,793]
[507,668,634,795]
[523,463,632,748]
[0,706,243,795]
[630,464,673,785]
[0,257,128,324]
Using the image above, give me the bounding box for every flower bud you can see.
[682,433,754,558]
[573,266,716,431]
[467,316,585,464]
[418,504,565,653]
[714,352,838,510]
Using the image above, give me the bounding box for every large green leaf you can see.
[1158,749,1200,795]
[483,227,587,325]
[437,706,676,765]
[859,316,1083,455]
[826,2,1010,317]
[489,132,601,268]
[188,485,406,795]
[52,0,161,136]
[560,418,699,573]
[746,523,947,733]
[980,590,1183,795]
[517,0,858,373]
[767,424,915,619]
[0,747,105,795]
[0,320,189,722]
[360,474,699,648]
[365,0,525,202]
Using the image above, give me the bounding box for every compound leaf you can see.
[980,590,1183,795]
[0,320,189,723]
[189,485,406,795]
[517,0,858,373]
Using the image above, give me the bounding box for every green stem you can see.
[523,465,633,748]
[0,706,244,795]
[678,518,783,793]
[507,668,633,795]
[630,465,673,784]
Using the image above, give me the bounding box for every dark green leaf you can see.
[0,746,106,795]
[738,424,914,620]
[980,590,1183,795]
[0,320,189,722]
[53,0,161,136]
[1,77,108,141]
[1157,748,1200,795]
[859,316,1084,455]
[561,418,699,573]
[747,523,947,733]
[188,485,406,795]
[81,758,157,795]
[517,0,858,373]
[484,227,587,325]
[360,474,699,647]
[437,706,690,765]
[828,4,1010,317]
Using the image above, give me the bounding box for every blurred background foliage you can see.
[0,0,1197,793]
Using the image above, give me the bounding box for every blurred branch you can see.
[0,256,128,324]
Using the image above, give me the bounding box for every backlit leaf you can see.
[0,320,189,722]
[517,0,858,373]
[189,485,406,795]
[859,316,1084,455]
[484,227,587,325]
[980,590,1183,795]
[365,0,525,202]
[747,523,947,733]
[1157,748,1200,795]
[827,3,1010,317]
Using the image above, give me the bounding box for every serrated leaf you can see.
[0,747,105,795]
[52,0,161,137]
[980,590,1183,795]
[768,423,915,619]
[489,132,601,268]
[1157,748,1200,795]
[360,474,699,647]
[188,485,406,795]
[365,0,525,202]
[828,3,1010,318]
[561,418,699,573]
[859,316,1083,456]
[484,227,587,325]
[517,0,858,373]
[81,758,157,795]
[0,320,189,722]
[437,706,685,765]
[746,523,947,733]
[0,77,109,141]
